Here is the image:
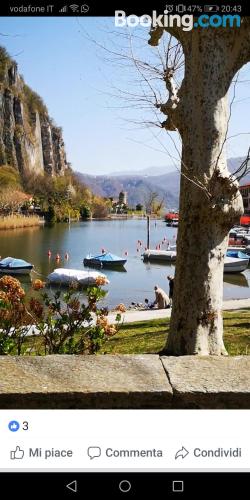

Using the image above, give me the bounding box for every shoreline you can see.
[108,298,250,324]
[8,298,250,338]
[0,215,44,231]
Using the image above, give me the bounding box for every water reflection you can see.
[223,273,249,288]
[1,220,250,307]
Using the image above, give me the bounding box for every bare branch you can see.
[229,147,250,182]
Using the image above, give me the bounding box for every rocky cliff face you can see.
[0,47,69,177]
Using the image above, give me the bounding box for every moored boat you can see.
[47,268,109,287]
[226,249,248,259]
[142,249,248,273]
[142,249,177,262]
[0,257,33,275]
[83,252,127,268]
[227,245,246,253]
[224,256,249,273]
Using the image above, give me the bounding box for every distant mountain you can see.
[76,170,180,209]
[107,166,174,177]
[76,157,250,210]
[228,157,250,184]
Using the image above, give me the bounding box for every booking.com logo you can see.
[114,10,241,31]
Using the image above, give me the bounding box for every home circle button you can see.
[119,480,132,493]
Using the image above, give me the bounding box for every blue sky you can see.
[0,16,250,175]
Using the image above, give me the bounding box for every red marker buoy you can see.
[56,253,60,260]
[65,253,69,260]
[47,250,52,258]
[125,251,128,256]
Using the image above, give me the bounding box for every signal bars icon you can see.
[59,4,89,13]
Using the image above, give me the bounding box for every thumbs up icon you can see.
[10,446,25,460]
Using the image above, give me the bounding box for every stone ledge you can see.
[0,355,250,409]
[161,356,250,409]
[0,355,172,409]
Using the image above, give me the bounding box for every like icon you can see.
[8,420,20,432]
[10,446,25,460]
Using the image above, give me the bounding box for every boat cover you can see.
[0,257,33,268]
[226,250,249,259]
[47,268,109,285]
[85,253,125,262]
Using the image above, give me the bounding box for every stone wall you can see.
[0,354,249,409]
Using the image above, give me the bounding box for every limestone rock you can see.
[0,47,69,177]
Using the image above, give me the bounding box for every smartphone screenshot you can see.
[0,0,250,496]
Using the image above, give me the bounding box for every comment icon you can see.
[87,446,101,460]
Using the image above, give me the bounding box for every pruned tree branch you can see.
[157,68,180,130]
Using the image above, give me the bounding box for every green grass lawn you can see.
[101,310,250,356]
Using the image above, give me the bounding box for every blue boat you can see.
[83,252,127,268]
[226,250,249,260]
[0,257,33,275]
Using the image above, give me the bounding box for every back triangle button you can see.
[66,480,77,493]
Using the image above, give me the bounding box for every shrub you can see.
[23,84,48,118]
[80,204,91,219]
[0,276,121,356]
[0,46,11,81]
[0,165,21,189]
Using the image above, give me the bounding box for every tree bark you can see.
[162,29,244,355]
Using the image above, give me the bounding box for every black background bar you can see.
[1,1,249,17]
[0,472,249,498]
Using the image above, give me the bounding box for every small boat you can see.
[224,256,249,273]
[227,245,246,253]
[47,268,109,287]
[226,249,248,259]
[242,235,250,245]
[166,218,178,227]
[83,252,127,268]
[0,257,33,275]
[143,249,177,262]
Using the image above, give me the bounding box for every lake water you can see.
[0,219,249,308]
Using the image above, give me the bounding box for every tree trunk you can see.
[164,30,243,356]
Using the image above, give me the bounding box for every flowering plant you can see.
[0,275,121,356]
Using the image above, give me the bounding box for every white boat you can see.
[47,268,109,287]
[242,236,250,245]
[143,249,177,262]
[142,250,247,273]
[224,256,249,273]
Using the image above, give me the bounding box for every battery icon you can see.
[176,4,186,13]
[204,5,220,12]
